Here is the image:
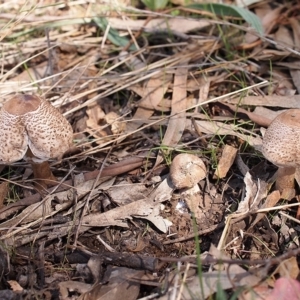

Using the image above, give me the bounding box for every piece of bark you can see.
[214,145,238,179]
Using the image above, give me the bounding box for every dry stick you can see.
[163,223,224,245]
[101,252,159,272]
[0,156,146,220]
[55,250,159,272]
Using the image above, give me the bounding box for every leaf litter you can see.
[1,0,300,299]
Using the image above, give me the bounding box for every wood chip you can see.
[214,145,238,179]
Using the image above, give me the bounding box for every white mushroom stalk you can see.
[0,94,73,188]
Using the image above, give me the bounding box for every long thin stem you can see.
[25,149,56,188]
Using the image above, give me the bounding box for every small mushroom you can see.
[170,154,207,219]
[262,109,300,197]
[170,153,206,189]
[0,94,73,188]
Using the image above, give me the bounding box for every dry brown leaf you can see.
[227,95,300,109]
[256,49,292,60]
[138,74,172,110]
[0,193,54,229]
[126,73,172,133]
[290,69,300,95]
[79,268,142,300]
[138,204,173,233]
[155,63,189,166]
[273,256,299,279]
[194,119,263,150]
[276,61,300,70]
[249,190,281,229]
[59,281,92,299]
[233,172,268,218]
[198,79,210,103]
[290,18,300,48]
[272,69,295,89]
[7,280,23,292]
[105,111,126,136]
[270,69,296,96]
[274,26,294,50]
[9,61,49,85]
[221,102,272,127]
[120,51,146,71]
[253,106,284,121]
[109,17,210,34]
[245,5,282,44]
[283,18,300,95]
[80,177,174,232]
[108,181,148,205]
[86,102,106,134]
[213,145,238,179]
[86,102,126,144]
[241,284,271,300]
[218,172,269,249]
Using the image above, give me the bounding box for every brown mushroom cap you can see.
[0,94,73,163]
[262,109,300,168]
[170,153,207,189]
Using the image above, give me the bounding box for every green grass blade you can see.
[93,17,137,50]
[141,0,169,10]
[187,3,264,35]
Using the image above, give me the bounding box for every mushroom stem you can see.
[26,149,56,188]
[31,161,56,184]
[275,166,296,199]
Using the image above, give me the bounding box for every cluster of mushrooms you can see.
[0,94,298,197]
[170,109,300,199]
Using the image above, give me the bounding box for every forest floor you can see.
[0,1,300,299]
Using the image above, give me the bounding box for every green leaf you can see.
[93,17,136,51]
[141,0,169,11]
[187,3,264,35]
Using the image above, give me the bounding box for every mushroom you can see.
[262,109,300,198]
[0,94,73,188]
[170,153,207,219]
[170,153,207,189]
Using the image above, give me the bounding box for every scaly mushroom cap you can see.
[170,153,207,189]
[0,94,73,163]
[262,109,300,168]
